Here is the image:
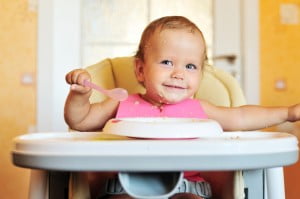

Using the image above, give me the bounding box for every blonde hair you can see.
[135,16,208,65]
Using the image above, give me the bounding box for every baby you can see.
[64,16,300,199]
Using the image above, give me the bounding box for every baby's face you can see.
[136,28,206,105]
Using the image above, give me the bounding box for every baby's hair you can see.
[135,16,208,65]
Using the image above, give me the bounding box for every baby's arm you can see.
[64,69,119,131]
[201,100,300,131]
[287,104,300,122]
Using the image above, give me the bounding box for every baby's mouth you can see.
[163,84,186,90]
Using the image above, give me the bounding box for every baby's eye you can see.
[186,64,197,70]
[160,60,173,66]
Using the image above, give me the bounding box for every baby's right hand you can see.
[65,69,91,94]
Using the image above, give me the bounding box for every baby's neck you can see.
[139,94,165,108]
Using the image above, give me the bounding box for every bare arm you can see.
[201,100,300,131]
[64,69,119,131]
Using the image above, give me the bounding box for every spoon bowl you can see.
[84,80,128,101]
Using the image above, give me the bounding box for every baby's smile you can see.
[162,83,187,90]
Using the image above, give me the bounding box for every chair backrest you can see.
[86,56,246,107]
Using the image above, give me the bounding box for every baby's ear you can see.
[134,58,145,82]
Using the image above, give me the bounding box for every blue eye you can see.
[186,64,197,70]
[161,60,173,66]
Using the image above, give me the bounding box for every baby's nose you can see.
[171,68,184,79]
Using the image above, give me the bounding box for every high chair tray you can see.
[103,118,223,139]
[12,131,298,171]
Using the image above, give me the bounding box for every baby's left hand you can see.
[288,104,300,122]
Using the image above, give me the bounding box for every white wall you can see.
[37,0,81,131]
[242,0,260,104]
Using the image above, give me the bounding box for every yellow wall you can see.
[260,1,300,199]
[260,1,300,106]
[0,0,36,198]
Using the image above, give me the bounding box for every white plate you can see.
[103,117,223,139]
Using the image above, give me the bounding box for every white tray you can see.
[103,118,223,139]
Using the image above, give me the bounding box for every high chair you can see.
[83,56,281,198]
[83,56,248,199]
[16,56,297,199]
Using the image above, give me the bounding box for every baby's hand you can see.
[65,69,91,94]
[288,104,300,122]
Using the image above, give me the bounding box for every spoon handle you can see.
[83,80,106,94]
[83,80,128,101]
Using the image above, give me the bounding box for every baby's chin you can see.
[158,96,188,105]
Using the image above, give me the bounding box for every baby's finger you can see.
[70,69,84,84]
[65,71,74,84]
[65,69,82,84]
[73,70,90,86]
[77,74,90,87]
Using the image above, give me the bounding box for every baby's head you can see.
[134,16,207,105]
[135,16,207,64]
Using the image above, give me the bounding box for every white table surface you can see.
[12,131,298,171]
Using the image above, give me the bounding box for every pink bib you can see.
[116,94,207,182]
[116,94,207,119]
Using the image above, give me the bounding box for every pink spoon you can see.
[83,80,128,101]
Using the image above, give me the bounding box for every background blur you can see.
[1,0,300,198]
